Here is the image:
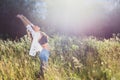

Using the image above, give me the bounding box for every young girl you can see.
[17,14,50,79]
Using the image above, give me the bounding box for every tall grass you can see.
[0,34,120,80]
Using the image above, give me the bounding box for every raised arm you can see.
[16,14,30,27]
[21,15,35,27]
[17,14,35,38]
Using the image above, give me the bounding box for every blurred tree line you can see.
[0,0,120,39]
[0,0,48,39]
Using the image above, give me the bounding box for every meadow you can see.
[0,34,120,80]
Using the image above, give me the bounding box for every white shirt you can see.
[26,25,43,56]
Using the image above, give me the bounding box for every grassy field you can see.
[0,34,120,80]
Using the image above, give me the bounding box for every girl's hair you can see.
[39,32,48,45]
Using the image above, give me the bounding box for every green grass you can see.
[0,34,120,80]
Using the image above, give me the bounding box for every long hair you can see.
[39,32,48,45]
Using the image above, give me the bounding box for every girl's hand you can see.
[16,14,22,18]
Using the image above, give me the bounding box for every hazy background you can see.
[0,0,120,39]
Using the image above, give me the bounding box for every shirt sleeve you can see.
[29,36,43,56]
[26,25,35,37]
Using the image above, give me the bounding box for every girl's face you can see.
[33,26,40,32]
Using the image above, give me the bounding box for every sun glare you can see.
[44,0,118,33]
